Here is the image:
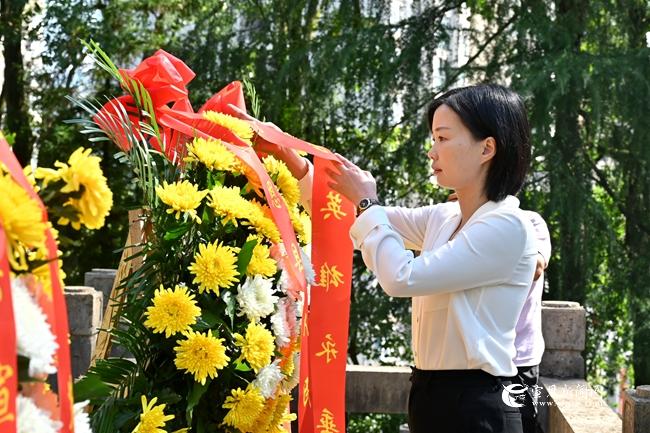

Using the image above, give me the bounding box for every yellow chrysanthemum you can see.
[156,180,207,224]
[36,147,113,230]
[29,230,65,300]
[288,205,310,245]
[132,395,174,433]
[250,396,279,433]
[0,172,46,270]
[298,210,311,244]
[185,137,240,172]
[22,165,39,191]
[268,393,296,433]
[234,322,275,372]
[174,330,230,385]
[222,385,265,432]
[246,235,277,277]
[248,201,281,244]
[207,185,252,227]
[33,166,60,187]
[188,241,240,294]
[280,350,295,377]
[203,111,254,144]
[144,285,201,338]
[263,156,300,208]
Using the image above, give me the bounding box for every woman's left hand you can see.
[326,153,378,206]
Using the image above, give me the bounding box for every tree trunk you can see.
[0,0,32,166]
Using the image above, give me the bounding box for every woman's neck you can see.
[454,187,489,228]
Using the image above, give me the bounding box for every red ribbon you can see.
[0,135,74,432]
[0,224,18,431]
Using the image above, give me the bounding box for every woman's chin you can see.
[435,177,451,189]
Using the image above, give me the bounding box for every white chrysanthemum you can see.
[236,275,278,322]
[300,247,316,286]
[253,360,285,398]
[282,352,301,393]
[295,290,304,320]
[279,269,291,294]
[74,400,92,433]
[17,395,62,433]
[12,278,58,376]
[270,300,291,349]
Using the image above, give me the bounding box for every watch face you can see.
[359,198,371,209]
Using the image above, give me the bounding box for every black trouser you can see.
[513,365,540,433]
[408,368,524,433]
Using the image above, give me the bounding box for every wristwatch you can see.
[357,198,381,215]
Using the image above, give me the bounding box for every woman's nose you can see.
[427,145,437,160]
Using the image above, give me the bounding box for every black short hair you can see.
[426,84,531,202]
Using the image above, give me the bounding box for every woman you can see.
[259,84,537,433]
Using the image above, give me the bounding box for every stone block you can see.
[65,286,103,335]
[345,365,411,414]
[540,377,621,433]
[540,349,585,379]
[623,385,650,433]
[541,301,586,351]
[65,286,102,378]
[84,268,117,313]
[70,335,96,379]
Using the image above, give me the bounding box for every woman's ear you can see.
[481,137,496,164]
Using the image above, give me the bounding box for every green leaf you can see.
[207,171,225,189]
[196,415,208,433]
[74,373,114,403]
[200,204,212,226]
[237,238,258,275]
[186,380,210,424]
[196,308,222,329]
[234,361,252,372]
[163,222,192,241]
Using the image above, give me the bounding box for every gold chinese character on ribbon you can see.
[303,377,311,407]
[317,408,339,433]
[266,179,283,208]
[302,315,309,337]
[315,334,338,364]
[319,263,343,292]
[291,243,304,273]
[0,364,15,424]
[320,191,346,220]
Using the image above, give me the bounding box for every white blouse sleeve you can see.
[297,161,435,250]
[524,210,551,267]
[383,206,437,251]
[297,161,314,215]
[349,206,530,297]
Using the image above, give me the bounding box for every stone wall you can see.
[623,385,650,433]
[65,286,102,379]
[540,301,586,379]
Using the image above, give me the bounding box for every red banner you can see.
[0,225,18,432]
[299,157,355,433]
[0,136,75,432]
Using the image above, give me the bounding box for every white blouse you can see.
[299,164,537,377]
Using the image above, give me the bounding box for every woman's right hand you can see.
[254,133,309,179]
